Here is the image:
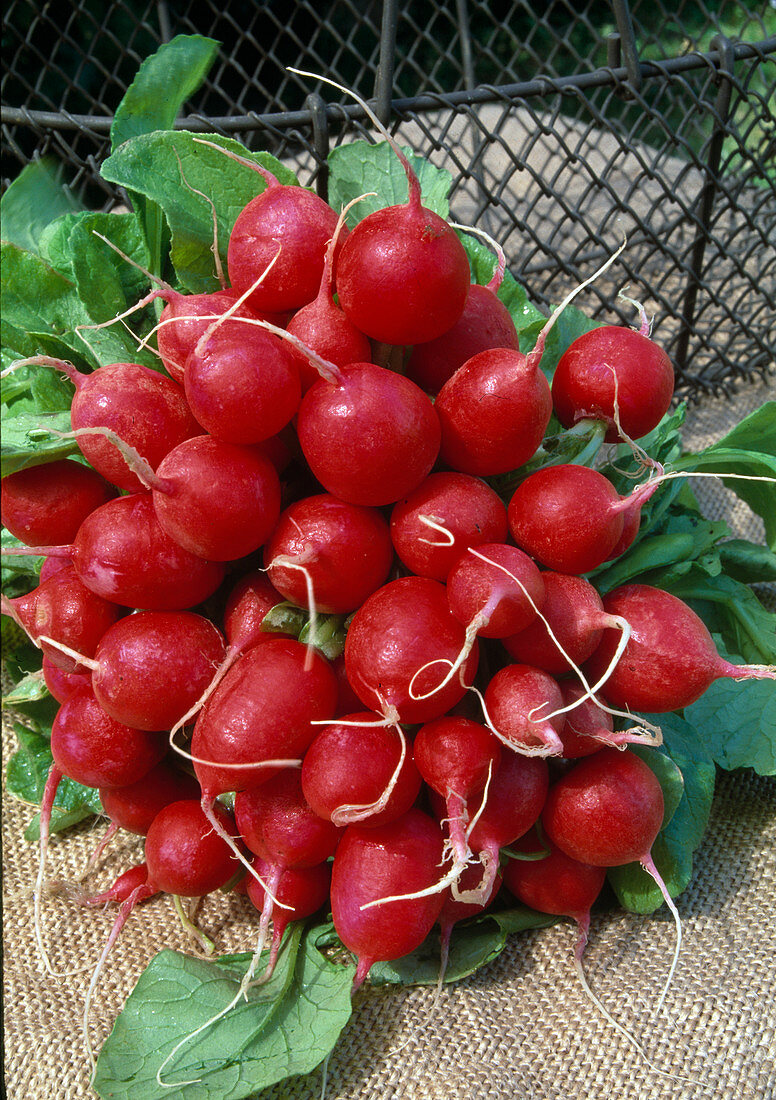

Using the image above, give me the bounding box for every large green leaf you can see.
[111,35,220,152]
[93,926,354,1099]
[328,138,453,222]
[0,159,83,254]
[684,675,776,776]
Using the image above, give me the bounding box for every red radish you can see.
[144,799,239,897]
[39,555,73,582]
[51,686,167,790]
[285,197,372,392]
[265,493,393,614]
[216,146,343,314]
[502,572,613,674]
[2,566,122,673]
[234,769,343,870]
[296,361,441,507]
[585,584,776,712]
[557,684,660,756]
[414,716,501,864]
[389,471,508,582]
[24,494,225,611]
[1,459,114,546]
[82,611,227,731]
[507,464,659,575]
[155,287,269,385]
[184,322,301,445]
[552,323,675,443]
[191,636,338,798]
[99,759,201,836]
[42,655,92,702]
[83,862,157,907]
[483,664,566,756]
[439,748,549,906]
[301,712,421,827]
[543,748,664,867]
[33,358,202,492]
[446,544,545,639]
[288,73,470,346]
[330,807,447,989]
[502,827,605,953]
[344,576,479,724]
[223,571,289,648]
[407,230,519,393]
[136,435,282,562]
[434,245,626,476]
[246,858,331,975]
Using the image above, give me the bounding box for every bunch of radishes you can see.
[2,85,774,1088]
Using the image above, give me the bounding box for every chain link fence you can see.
[2,0,774,398]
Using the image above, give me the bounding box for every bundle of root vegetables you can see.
[2,39,775,1100]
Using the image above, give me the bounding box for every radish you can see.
[389,471,508,582]
[344,576,479,724]
[99,759,201,836]
[190,636,338,799]
[184,322,301,445]
[406,229,519,394]
[483,664,566,756]
[82,863,157,908]
[434,244,626,476]
[50,686,167,790]
[246,858,331,976]
[285,196,372,392]
[107,432,283,562]
[264,493,394,614]
[155,287,269,385]
[22,357,202,492]
[295,361,441,507]
[446,543,545,640]
[2,566,123,673]
[413,716,501,865]
[300,713,421,827]
[200,141,343,314]
[76,611,227,731]
[502,572,618,674]
[435,748,549,906]
[551,321,675,444]
[584,583,776,712]
[42,655,92,703]
[502,826,606,964]
[19,494,226,611]
[234,769,343,871]
[289,71,470,346]
[1,459,114,546]
[507,464,657,575]
[330,808,447,989]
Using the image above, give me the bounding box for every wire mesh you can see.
[1,0,774,398]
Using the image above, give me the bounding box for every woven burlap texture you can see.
[3,376,775,1100]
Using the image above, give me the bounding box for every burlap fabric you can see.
[3,376,775,1100]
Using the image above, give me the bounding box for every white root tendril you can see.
[417,514,456,547]
[199,799,293,913]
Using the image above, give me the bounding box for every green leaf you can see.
[0,159,83,254]
[684,676,776,776]
[25,804,96,841]
[607,716,715,913]
[2,669,49,706]
[368,905,556,986]
[592,514,730,593]
[39,211,153,329]
[328,139,452,222]
[6,723,102,818]
[718,539,776,584]
[93,925,354,1100]
[1,241,148,367]
[1,411,76,478]
[660,569,776,666]
[102,132,298,295]
[1,528,46,589]
[111,35,220,152]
